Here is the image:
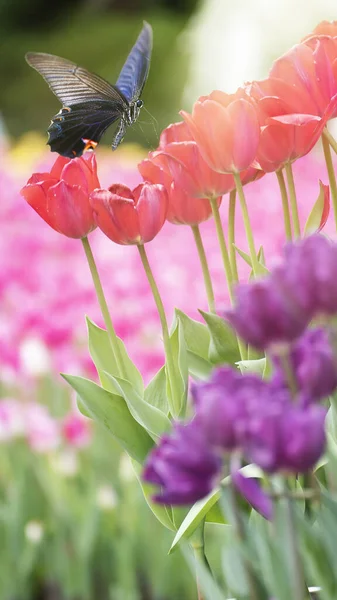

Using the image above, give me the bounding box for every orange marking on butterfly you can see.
[82,138,98,152]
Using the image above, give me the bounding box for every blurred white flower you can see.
[119,453,136,483]
[96,485,118,510]
[50,449,78,477]
[20,337,51,377]
[24,520,44,544]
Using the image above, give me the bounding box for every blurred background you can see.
[1,0,337,598]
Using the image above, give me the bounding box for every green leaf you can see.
[86,317,143,394]
[187,351,214,380]
[169,464,263,553]
[304,180,329,235]
[169,487,221,553]
[182,546,226,600]
[237,358,266,376]
[235,245,269,277]
[167,319,188,417]
[174,309,210,360]
[132,460,176,532]
[103,372,171,439]
[144,366,168,413]
[199,310,240,365]
[62,374,153,463]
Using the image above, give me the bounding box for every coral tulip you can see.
[21,154,99,238]
[90,183,168,245]
[181,90,260,174]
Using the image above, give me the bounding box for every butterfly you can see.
[25,21,152,158]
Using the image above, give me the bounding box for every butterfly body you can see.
[25,22,152,158]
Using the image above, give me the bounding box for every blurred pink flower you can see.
[62,412,92,448]
[24,403,60,453]
[0,398,24,441]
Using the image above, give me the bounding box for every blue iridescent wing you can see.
[116,21,153,103]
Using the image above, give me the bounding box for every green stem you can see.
[81,236,126,379]
[322,130,337,231]
[228,483,260,600]
[285,162,301,239]
[283,481,308,600]
[276,169,293,241]
[137,244,180,417]
[209,197,234,303]
[323,126,337,155]
[190,520,210,600]
[228,189,239,281]
[233,173,260,276]
[191,224,216,313]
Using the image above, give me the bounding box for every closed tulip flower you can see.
[90,183,168,245]
[20,154,99,238]
[181,90,260,174]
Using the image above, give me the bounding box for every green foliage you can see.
[62,374,154,463]
[199,310,240,365]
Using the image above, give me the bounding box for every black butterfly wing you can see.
[47,101,122,157]
[25,52,128,106]
[115,21,153,103]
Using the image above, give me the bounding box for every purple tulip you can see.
[143,420,222,505]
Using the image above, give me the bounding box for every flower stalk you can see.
[285,162,301,239]
[81,236,127,379]
[322,130,337,231]
[191,224,216,313]
[276,169,293,241]
[233,173,260,276]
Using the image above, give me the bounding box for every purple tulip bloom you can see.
[225,275,309,350]
[245,403,326,473]
[143,420,222,505]
[232,470,273,520]
[274,327,337,401]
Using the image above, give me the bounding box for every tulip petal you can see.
[50,156,70,178]
[47,180,95,238]
[21,179,59,230]
[62,161,89,192]
[304,181,330,234]
[227,99,260,172]
[136,183,168,242]
[108,183,134,200]
[90,189,140,244]
[159,121,193,147]
[232,470,273,520]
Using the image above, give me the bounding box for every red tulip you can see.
[303,20,337,40]
[20,154,99,238]
[270,39,337,119]
[90,183,168,245]
[181,90,260,174]
[247,78,337,172]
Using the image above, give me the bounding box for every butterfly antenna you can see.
[133,120,156,151]
[142,105,159,139]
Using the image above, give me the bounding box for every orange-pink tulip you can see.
[20,154,99,238]
[181,90,260,174]
[90,183,168,245]
[270,39,337,119]
[303,20,337,39]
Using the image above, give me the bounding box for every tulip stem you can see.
[190,520,210,600]
[276,169,293,241]
[284,163,301,239]
[323,126,337,155]
[283,480,308,600]
[81,236,127,380]
[209,197,234,303]
[228,189,239,281]
[191,225,216,313]
[322,130,337,230]
[233,173,260,277]
[137,244,180,418]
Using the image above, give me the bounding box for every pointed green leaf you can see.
[182,546,226,600]
[144,366,168,413]
[200,310,240,365]
[304,180,330,235]
[103,372,171,439]
[235,245,269,276]
[187,351,213,379]
[86,317,143,394]
[174,309,210,360]
[62,374,153,463]
[167,319,188,417]
[237,358,266,376]
[234,244,252,266]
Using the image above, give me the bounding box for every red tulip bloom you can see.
[20,154,99,238]
[90,183,168,245]
[247,78,337,172]
[181,90,260,174]
[270,38,337,119]
[303,20,337,40]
